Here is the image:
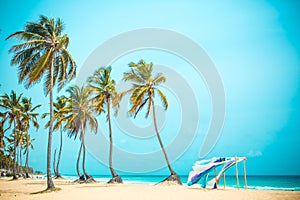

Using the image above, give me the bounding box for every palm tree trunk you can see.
[19,147,22,172]
[25,148,29,178]
[12,119,17,179]
[55,125,63,178]
[107,98,118,177]
[16,147,19,173]
[151,98,176,175]
[46,54,55,189]
[81,128,91,180]
[76,142,83,179]
[53,149,57,176]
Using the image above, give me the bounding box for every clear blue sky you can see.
[0,0,299,176]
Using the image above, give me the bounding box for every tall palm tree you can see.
[88,66,122,183]
[53,96,68,178]
[15,131,25,173]
[20,97,40,178]
[23,133,34,178]
[122,60,182,184]
[20,97,40,133]
[42,95,68,178]
[0,117,6,150]
[6,146,15,172]
[0,91,23,179]
[7,15,76,189]
[64,85,98,181]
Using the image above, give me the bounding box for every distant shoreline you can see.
[2,173,299,191]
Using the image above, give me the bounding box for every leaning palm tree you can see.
[23,133,34,178]
[0,127,5,150]
[15,131,25,174]
[0,114,6,150]
[52,96,68,178]
[20,97,40,134]
[64,85,98,182]
[0,91,23,179]
[88,66,122,184]
[42,95,68,178]
[122,60,182,185]
[20,97,40,177]
[7,15,76,189]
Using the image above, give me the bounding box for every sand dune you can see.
[0,177,299,200]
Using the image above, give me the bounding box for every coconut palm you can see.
[88,66,122,183]
[122,60,182,184]
[20,97,40,177]
[23,133,34,178]
[7,15,76,189]
[15,131,25,174]
[0,91,23,179]
[64,85,98,181]
[42,95,68,178]
[0,117,5,150]
[53,96,68,178]
[20,97,40,133]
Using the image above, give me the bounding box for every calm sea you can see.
[61,175,300,191]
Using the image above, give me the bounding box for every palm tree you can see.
[7,15,76,189]
[88,66,122,184]
[23,133,34,178]
[0,91,23,179]
[53,96,68,178]
[20,97,40,178]
[122,60,182,185]
[0,117,6,150]
[64,85,98,182]
[42,95,68,178]
[6,146,14,171]
[15,131,25,174]
[20,97,40,133]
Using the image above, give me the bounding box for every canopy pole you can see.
[223,164,226,189]
[214,167,218,189]
[235,157,240,189]
[243,159,247,189]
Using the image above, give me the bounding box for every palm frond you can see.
[122,60,168,119]
[156,88,168,110]
[152,73,166,85]
[145,96,152,118]
[28,49,51,88]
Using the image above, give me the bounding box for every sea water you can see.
[62,175,300,191]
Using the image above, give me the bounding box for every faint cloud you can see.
[247,150,263,157]
[119,139,127,144]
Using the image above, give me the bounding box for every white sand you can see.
[0,177,299,200]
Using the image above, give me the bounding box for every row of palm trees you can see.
[0,91,39,179]
[5,15,181,190]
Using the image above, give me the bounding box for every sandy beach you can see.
[0,178,299,200]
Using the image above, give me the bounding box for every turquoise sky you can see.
[0,0,299,176]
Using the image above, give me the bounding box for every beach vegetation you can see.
[122,60,182,185]
[6,15,77,190]
[88,66,123,184]
[0,91,39,179]
[42,95,68,179]
[64,85,98,182]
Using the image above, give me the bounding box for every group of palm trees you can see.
[0,91,39,179]
[1,15,182,190]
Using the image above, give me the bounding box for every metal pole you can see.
[235,157,240,189]
[223,164,226,189]
[214,167,218,189]
[243,159,247,189]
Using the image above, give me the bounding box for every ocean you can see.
[61,175,300,191]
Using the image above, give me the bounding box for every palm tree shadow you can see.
[30,187,61,195]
